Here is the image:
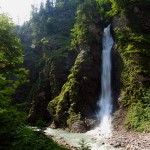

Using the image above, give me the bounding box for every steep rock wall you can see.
[27,48,76,124]
[48,22,103,132]
[112,1,150,132]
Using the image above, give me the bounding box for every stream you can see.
[43,127,124,150]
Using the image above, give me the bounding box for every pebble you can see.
[108,130,150,150]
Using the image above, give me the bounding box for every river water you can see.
[44,127,124,150]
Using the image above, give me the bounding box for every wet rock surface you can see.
[69,120,87,133]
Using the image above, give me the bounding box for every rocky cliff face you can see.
[112,1,150,132]
[27,78,52,124]
[47,20,103,132]
[27,48,76,124]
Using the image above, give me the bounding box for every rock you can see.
[85,118,98,130]
[69,120,87,133]
[133,6,140,13]
[113,141,121,147]
[108,129,150,150]
[27,79,52,124]
[58,137,63,140]
[50,121,57,129]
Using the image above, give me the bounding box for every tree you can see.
[0,13,28,148]
[0,13,23,66]
[0,13,27,90]
[45,0,53,14]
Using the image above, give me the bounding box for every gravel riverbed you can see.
[108,130,150,150]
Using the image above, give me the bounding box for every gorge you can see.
[0,0,150,150]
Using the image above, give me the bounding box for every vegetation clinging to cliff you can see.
[111,0,150,132]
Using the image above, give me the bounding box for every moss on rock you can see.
[48,44,102,131]
[113,0,150,132]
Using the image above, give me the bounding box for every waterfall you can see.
[97,24,114,136]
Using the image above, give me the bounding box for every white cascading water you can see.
[96,24,114,137]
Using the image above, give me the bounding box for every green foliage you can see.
[96,0,112,19]
[112,0,150,132]
[35,118,47,128]
[1,126,68,150]
[142,88,150,104]
[107,0,150,17]
[0,13,23,66]
[16,127,68,150]
[115,25,150,106]
[48,77,80,126]
[0,16,28,109]
[0,75,13,108]
[125,102,150,132]
[97,0,147,18]
[0,13,28,108]
[0,108,26,149]
[29,0,81,38]
[71,0,101,48]
[56,1,64,8]
[42,35,71,61]
[71,23,88,47]
[78,139,91,150]
[67,112,81,125]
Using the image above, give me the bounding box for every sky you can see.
[0,0,46,25]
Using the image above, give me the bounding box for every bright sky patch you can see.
[0,0,46,25]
